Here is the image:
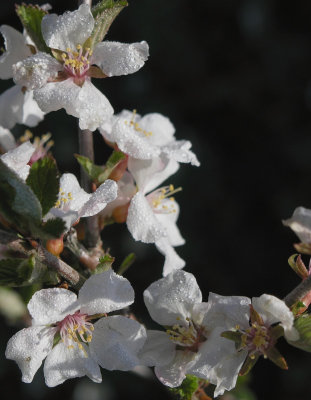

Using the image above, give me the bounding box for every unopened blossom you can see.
[100,109,200,166]
[139,271,298,397]
[6,269,146,386]
[46,173,118,228]
[13,5,149,131]
[283,207,311,244]
[0,141,35,180]
[0,25,45,129]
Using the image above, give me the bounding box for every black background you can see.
[1,0,311,399]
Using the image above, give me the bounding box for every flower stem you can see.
[77,0,99,249]
[284,274,311,307]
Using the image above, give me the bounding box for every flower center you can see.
[20,130,54,166]
[124,109,152,137]
[166,317,206,352]
[240,322,271,356]
[55,188,73,208]
[57,311,94,351]
[61,44,92,84]
[147,185,182,213]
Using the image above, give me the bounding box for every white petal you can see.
[41,4,94,51]
[154,200,185,246]
[44,342,101,387]
[127,192,167,243]
[0,86,45,130]
[5,326,55,383]
[0,25,31,79]
[128,156,179,194]
[155,238,186,277]
[139,113,175,146]
[155,350,196,388]
[79,269,134,315]
[28,288,78,325]
[34,79,113,131]
[283,207,311,243]
[1,141,35,180]
[161,140,200,166]
[13,52,61,90]
[144,270,202,326]
[203,292,251,330]
[188,327,248,397]
[59,173,90,211]
[79,179,118,217]
[252,294,299,341]
[108,114,160,159]
[0,126,15,151]
[90,315,147,371]
[45,208,79,230]
[92,41,149,77]
[138,330,176,367]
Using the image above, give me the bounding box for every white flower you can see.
[46,173,118,228]
[139,271,298,397]
[283,206,311,243]
[126,157,185,276]
[100,110,200,166]
[13,5,149,131]
[0,141,35,180]
[190,293,299,397]
[0,26,45,129]
[6,269,146,387]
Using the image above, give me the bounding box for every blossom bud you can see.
[46,236,64,257]
[108,155,128,182]
[112,202,130,223]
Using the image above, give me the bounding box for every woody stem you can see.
[77,0,99,249]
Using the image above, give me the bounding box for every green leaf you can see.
[75,150,125,184]
[118,253,135,275]
[41,218,66,239]
[93,254,115,274]
[0,254,60,288]
[0,257,35,286]
[288,314,311,352]
[169,375,199,400]
[0,159,42,234]
[26,158,60,216]
[85,0,128,50]
[15,4,49,52]
[75,154,104,183]
[97,150,126,183]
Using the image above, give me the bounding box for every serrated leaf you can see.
[29,218,66,241]
[75,154,104,183]
[0,159,42,234]
[85,0,128,50]
[118,252,135,275]
[169,375,199,400]
[15,4,49,52]
[26,158,59,216]
[288,314,311,352]
[0,257,34,286]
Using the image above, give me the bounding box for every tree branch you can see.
[284,274,311,307]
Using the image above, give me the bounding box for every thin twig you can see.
[284,274,311,307]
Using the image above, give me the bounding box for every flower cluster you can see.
[0,2,308,400]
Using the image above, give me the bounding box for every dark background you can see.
[1,0,311,399]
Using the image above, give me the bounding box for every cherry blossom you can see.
[100,109,200,166]
[0,141,35,180]
[12,5,149,131]
[6,269,146,386]
[0,25,45,129]
[46,173,118,228]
